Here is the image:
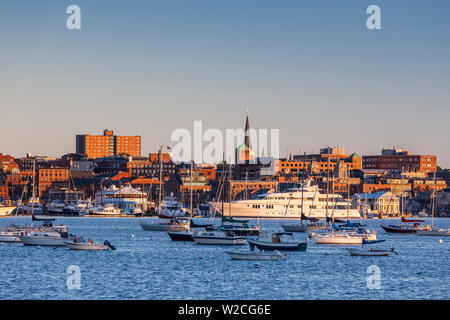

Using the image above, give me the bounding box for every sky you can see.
[1,0,449,167]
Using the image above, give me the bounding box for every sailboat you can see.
[139,146,184,231]
[417,172,450,236]
[311,157,363,245]
[192,162,250,245]
[381,167,430,234]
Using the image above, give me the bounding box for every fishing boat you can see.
[346,247,397,256]
[247,232,307,251]
[192,231,247,245]
[226,249,286,261]
[311,231,363,245]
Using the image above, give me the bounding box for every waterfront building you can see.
[76,129,141,159]
[275,148,362,175]
[362,148,436,173]
[351,191,400,216]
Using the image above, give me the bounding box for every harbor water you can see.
[1,217,449,300]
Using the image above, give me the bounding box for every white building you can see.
[352,191,400,216]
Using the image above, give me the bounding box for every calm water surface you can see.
[1,217,449,300]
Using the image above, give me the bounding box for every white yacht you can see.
[92,205,123,216]
[209,182,361,219]
[157,193,185,219]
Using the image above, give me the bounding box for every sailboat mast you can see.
[190,160,193,217]
[401,166,404,219]
[431,171,436,227]
[159,145,162,207]
[229,162,232,218]
[326,147,330,222]
[31,159,36,216]
[347,167,350,221]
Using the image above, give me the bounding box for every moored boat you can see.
[247,232,307,251]
[311,231,363,245]
[19,231,70,246]
[346,247,397,256]
[226,249,286,260]
[192,231,247,245]
[0,230,22,242]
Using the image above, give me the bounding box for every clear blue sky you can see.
[1,1,449,167]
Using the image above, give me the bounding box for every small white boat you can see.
[0,230,22,242]
[346,248,397,256]
[19,232,70,246]
[192,231,247,245]
[64,241,109,250]
[311,231,363,245]
[226,249,286,261]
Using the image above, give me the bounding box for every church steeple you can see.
[244,108,250,148]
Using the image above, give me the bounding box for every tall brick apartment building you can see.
[76,129,141,159]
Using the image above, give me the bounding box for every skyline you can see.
[1,1,449,167]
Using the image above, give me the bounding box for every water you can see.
[1,217,449,300]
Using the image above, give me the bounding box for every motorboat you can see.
[0,230,22,242]
[226,249,286,261]
[192,231,247,245]
[64,236,116,250]
[346,247,397,256]
[281,220,326,232]
[247,233,307,251]
[91,205,123,216]
[310,231,363,245]
[19,231,70,246]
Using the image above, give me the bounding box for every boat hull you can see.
[347,248,393,256]
[311,232,362,245]
[226,251,284,260]
[19,236,68,246]
[192,236,247,245]
[139,220,170,231]
[0,232,21,242]
[247,239,307,251]
[416,230,450,236]
[168,231,194,241]
[381,225,419,233]
[0,206,16,216]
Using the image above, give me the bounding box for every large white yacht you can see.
[209,181,361,219]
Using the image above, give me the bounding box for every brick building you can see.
[275,147,362,175]
[362,148,436,173]
[37,167,70,198]
[76,129,141,159]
